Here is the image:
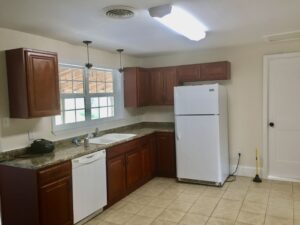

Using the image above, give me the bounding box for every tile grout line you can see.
[264,185,271,225]
[293,182,295,225]
[263,180,273,225]
[203,182,229,225]
[232,180,251,225]
[94,178,298,225]
[147,181,188,225]
[176,186,208,225]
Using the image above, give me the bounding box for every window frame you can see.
[51,63,124,133]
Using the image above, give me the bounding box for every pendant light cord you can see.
[87,44,90,65]
[119,51,123,70]
[83,40,93,69]
[116,49,124,72]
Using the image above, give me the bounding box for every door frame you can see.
[262,52,300,179]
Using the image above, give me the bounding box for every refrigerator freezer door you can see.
[174,85,219,115]
[175,115,222,182]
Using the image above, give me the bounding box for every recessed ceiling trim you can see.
[264,31,300,43]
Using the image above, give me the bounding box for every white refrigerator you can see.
[174,84,229,186]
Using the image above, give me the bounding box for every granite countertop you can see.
[0,122,174,170]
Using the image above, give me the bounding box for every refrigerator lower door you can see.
[175,115,222,184]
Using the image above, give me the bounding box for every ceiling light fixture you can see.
[117,49,124,73]
[149,4,207,41]
[83,40,93,69]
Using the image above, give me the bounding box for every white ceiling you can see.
[0,0,300,56]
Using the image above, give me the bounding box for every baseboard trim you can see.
[268,175,300,183]
[232,166,300,182]
[230,165,264,178]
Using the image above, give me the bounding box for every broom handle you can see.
[256,148,259,175]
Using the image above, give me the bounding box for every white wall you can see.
[0,28,143,152]
[140,41,300,174]
[2,26,300,177]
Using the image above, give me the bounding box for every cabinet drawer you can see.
[107,140,138,159]
[38,161,71,187]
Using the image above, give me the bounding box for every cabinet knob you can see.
[269,122,275,127]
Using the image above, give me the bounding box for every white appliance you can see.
[174,84,229,186]
[72,150,107,224]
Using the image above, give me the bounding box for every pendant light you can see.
[83,40,93,69]
[117,49,124,73]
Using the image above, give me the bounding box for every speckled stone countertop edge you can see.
[0,122,174,170]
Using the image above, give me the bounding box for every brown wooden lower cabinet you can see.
[0,161,73,225]
[141,142,152,180]
[156,132,176,178]
[106,135,155,206]
[106,154,127,207]
[126,148,143,192]
[0,132,176,221]
[39,176,73,225]
[106,132,175,206]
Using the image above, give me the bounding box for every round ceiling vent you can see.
[104,5,135,19]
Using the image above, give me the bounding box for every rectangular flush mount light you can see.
[149,5,207,41]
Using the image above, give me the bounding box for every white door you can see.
[174,84,219,115]
[268,53,300,180]
[175,115,221,182]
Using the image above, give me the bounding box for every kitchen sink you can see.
[89,133,136,145]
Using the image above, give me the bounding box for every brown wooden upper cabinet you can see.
[149,68,164,105]
[123,61,230,107]
[200,61,230,81]
[150,67,177,105]
[123,67,150,107]
[5,48,60,118]
[176,64,201,84]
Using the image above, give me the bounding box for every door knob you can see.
[269,122,274,127]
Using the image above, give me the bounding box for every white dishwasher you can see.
[72,150,107,224]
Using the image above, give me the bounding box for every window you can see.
[53,64,123,132]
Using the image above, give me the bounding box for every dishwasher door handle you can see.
[74,151,105,165]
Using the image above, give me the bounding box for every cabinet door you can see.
[137,68,150,106]
[162,67,177,105]
[141,142,152,180]
[39,176,73,225]
[150,69,164,105]
[149,135,157,177]
[107,155,126,205]
[124,68,138,107]
[126,149,143,192]
[25,50,60,117]
[177,64,200,84]
[156,132,176,178]
[200,61,230,81]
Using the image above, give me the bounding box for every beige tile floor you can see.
[85,176,300,225]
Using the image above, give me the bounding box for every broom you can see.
[253,148,262,183]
